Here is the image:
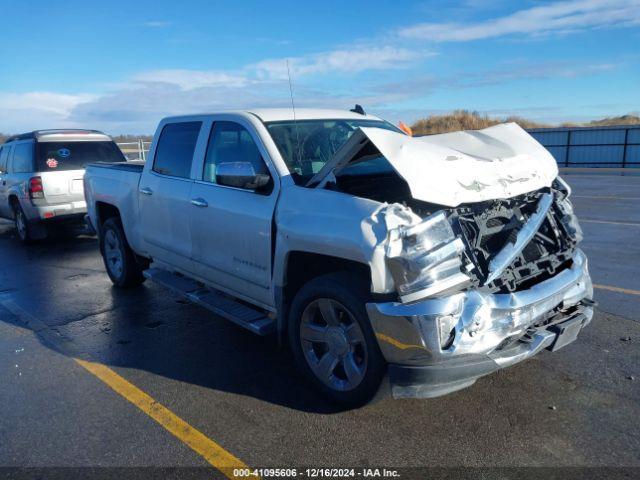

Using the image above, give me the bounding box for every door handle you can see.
[139,187,153,195]
[190,198,208,208]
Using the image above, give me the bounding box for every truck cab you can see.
[84,109,594,406]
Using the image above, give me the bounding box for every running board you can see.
[143,268,275,335]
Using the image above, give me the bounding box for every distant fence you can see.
[527,125,640,168]
[116,140,151,162]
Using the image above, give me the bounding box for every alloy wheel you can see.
[299,298,367,392]
[104,229,124,279]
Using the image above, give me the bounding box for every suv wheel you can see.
[12,203,32,244]
[100,217,146,288]
[288,272,385,407]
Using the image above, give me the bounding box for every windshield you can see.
[265,119,402,184]
[36,141,126,171]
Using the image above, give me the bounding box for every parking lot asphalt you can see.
[0,173,638,477]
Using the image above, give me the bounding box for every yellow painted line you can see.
[376,333,425,350]
[594,284,640,296]
[75,358,250,479]
[2,297,252,478]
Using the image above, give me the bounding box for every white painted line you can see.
[573,195,640,200]
[580,219,640,227]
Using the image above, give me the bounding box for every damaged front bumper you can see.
[366,249,593,399]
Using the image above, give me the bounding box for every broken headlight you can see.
[386,211,471,303]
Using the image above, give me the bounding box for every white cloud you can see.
[133,70,249,91]
[399,0,640,41]
[0,92,96,132]
[252,46,429,80]
[0,42,430,133]
[0,55,626,134]
[0,92,95,116]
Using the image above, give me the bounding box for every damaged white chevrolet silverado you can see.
[84,108,594,406]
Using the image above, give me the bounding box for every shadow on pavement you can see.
[0,223,351,414]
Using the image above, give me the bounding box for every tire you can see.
[100,217,146,288]
[12,202,33,244]
[288,272,385,407]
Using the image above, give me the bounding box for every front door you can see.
[189,120,278,308]
[138,121,203,271]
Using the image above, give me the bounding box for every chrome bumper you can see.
[366,249,593,398]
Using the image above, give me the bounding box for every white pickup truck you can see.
[84,108,594,405]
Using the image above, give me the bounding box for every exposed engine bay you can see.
[330,169,582,302]
[446,183,582,294]
[312,122,583,303]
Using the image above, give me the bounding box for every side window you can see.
[12,143,33,173]
[203,121,270,190]
[152,121,202,178]
[0,147,7,173]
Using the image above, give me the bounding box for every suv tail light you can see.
[29,176,44,199]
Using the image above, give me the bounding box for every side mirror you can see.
[216,161,271,191]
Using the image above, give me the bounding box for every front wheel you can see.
[100,217,146,288]
[288,272,385,407]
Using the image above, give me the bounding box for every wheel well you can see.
[279,251,371,340]
[96,202,121,226]
[95,201,149,268]
[284,252,371,302]
[8,195,19,208]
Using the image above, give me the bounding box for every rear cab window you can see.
[36,141,126,172]
[153,121,202,178]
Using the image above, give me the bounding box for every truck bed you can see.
[84,161,145,252]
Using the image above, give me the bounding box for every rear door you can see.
[138,121,203,271]
[35,140,125,206]
[0,145,12,218]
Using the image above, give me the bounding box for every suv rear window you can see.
[36,141,126,171]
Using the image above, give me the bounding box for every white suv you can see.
[0,129,126,243]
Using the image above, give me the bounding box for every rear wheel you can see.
[12,202,33,244]
[100,217,146,288]
[288,272,385,407]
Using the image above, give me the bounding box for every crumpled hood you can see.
[311,122,558,207]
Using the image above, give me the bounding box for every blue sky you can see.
[1,0,639,134]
